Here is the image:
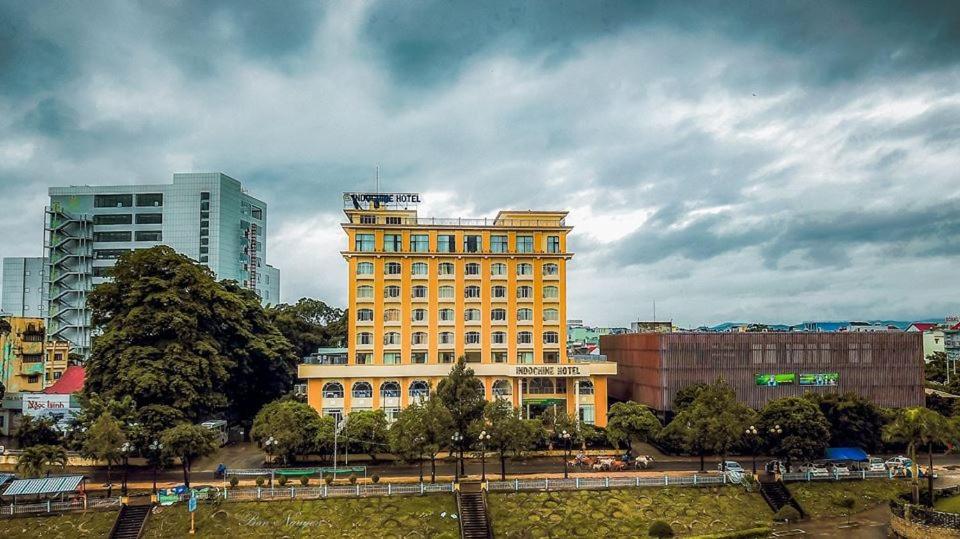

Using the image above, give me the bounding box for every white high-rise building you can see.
[1,257,45,317]
[45,172,280,356]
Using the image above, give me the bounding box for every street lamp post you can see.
[120,442,135,496]
[744,426,758,475]
[561,430,572,479]
[478,430,491,482]
[768,424,783,472]
[148,440,164,494]
[451,432,463,482]
[264,437,278,487]
[414,436,425,484]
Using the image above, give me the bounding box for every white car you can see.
[886,456,912,470]
[829,464,851,476]
[799,464,830,477]
[866,457,886,472]
[718,461,744,473]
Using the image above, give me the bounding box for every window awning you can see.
[825,447,868,461]
[2,475,84,496]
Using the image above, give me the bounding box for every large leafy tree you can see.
[388,403,431,482]
[84,246,295,425]
[925,351,948,384]
[684,382,755,471]
[160,423,219,488]
[251,400,326,464]
[673,383,709,413]
[606,401,662,455]
[758,397,831,472]
[436,357,486,475]
[16,416,62,448]
[343,409,389,461]
[266,298,347,358]
[480,399,538,480]
[391,396,453,482]
[81,413,127,496]
[804,392,890,451]
[884,407,957,505]
[16,445,67,478]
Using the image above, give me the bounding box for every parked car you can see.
[886,456,912,470]
[798,464,830,477]
[828,464,851,476]
[764,460,786,474]
[718,461,744,473]
[865,457,886,472]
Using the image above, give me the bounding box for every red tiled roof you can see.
[909,323,938,332]
[953,322,960,331]
[43,366,84,394]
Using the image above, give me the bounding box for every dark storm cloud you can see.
[0,3,76,97]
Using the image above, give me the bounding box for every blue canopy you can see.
[825,447,868,461]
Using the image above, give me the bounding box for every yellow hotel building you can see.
[298,193,615,427]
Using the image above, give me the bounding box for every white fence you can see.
[781,469,894,482]
[0,496,121,517]
[487,474,728,492]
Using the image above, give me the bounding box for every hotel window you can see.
[543,331,559,344]
[491,263,507,276]
[412,331,428,345]
[465,331,481,345]
[438,234,456,253]
[517,308,533,321]
[412,285,428,299]
[543,286,559,299]
[493,351,508,363]
[356,234,375,251]
[384,309,401,322]
[543,263,559,276]
[357,309,374,322]
[543,352,560,363]
[384,352,401,365]
[492,285,506,299]
[439,309,455,321]
[384,234,402,252]
[384,332,401,345]
[465,285,481,299]
[357,332,373,345]
[517,351,534,364]
[439,352,455,363]
[412,308,427,322]
[517,286,532,299]
[439,332,455,345]
[518,331,533,344]
[491,235,508,253]
[385,262,402,275]
[465,262,480,276]
[357,286,374,299]
[360,215,377,224]
[491,308,506,322]
[356,353,372,365]
[439,286,455,299]
[465,308,481,322]
[410,234,429,252]
[136,193,163,207]
[464,235,482,253]
[543,308,559,322]
[384,285,401,299]
[492,331,506,345]
[517,235,533,253]
[412,352,428,364]
[381,381,401,398]
[386,216,402,225]
[412,262,428,276]
[492,379,512,396]
[322,382,344,399]
[577,380,594,395]
[357,262,374,275]
[352,381,373,398]
[439,262,455,275]
[547,235,560,253]
[410,380,430,398]
[517,263,533,276]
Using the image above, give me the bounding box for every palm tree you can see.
[16,445,68,478]
[883,407,956,505]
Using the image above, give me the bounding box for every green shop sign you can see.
[799,372,839,386]
[755,373,796,386]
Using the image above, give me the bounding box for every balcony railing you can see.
[349,217,566,228]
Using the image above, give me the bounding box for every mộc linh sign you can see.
[755,372,840,386]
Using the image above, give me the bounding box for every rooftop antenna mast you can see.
[653,300,657,323]
[375,165,380,194]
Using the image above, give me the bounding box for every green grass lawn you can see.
[488,487,772,538]
[142,494,460,538]
[0,510,118,538]
[934,494,960,513]
[788,479,910,519]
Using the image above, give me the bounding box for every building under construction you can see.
[601,332,924,412]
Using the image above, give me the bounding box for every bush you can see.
[835,496,856,512]
[324,474,334,485]
[774,505,801,522]
[648,520,674,538]
[229,476,239,488]
[277,475,288,487]
[371,474,380,484]
[692,527,773,539]
[255,476,265,487]
[299,475,310,486]
[349,473,358,485]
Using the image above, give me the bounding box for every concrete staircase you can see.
[457,482,493,539]
[109,504,151,539]
[759,479,806,518]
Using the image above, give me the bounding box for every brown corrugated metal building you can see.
[601,332,925,412]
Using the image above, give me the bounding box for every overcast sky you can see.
[1,1,958,327]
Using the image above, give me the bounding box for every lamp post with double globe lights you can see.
[451,432,463,482]
[120,441,136,496]
[768,424,783,473]
[148,440,164,493]
[561,430,573,479]
[744,425,759,475]
[477,430,492,482]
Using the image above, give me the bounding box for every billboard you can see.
[22,394,77,426]
[799,372,840,386]
[755,373,796,386]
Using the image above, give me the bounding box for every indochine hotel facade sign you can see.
[298,193,617,426]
